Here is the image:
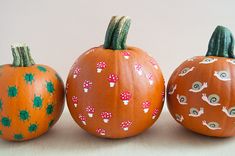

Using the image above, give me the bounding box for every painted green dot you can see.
[14,134,23,140]
[24,73,34,84]
[33,96,43,108]
[8,86,18,97]
[48,120,54,128]
[19,110,29,121]
[46,81,55,94]
[1,117,11,127]
[0,130,2,135]
[46,104,54,115]
[28,123,38,133]
[0,99,2,111]
[37,66,47,72]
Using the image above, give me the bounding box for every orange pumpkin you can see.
[66,16,165,138]
[167,26,235,137]
[0,44,65,141]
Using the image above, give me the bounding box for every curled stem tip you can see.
[104,16,131,50]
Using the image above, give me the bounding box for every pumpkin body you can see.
[66,46,164,138]
[0,64,65,141]
[167,56,235,137]
[167,26,235,137]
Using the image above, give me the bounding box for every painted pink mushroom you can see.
[83,80,92,93]
[96,62,106,73]
[146,73,154,85]
[122,51,130,59]
[96,128,106,136]
[120,121,132,131]
[101,112,112,123]
[152,108,159,119]
[107,74,118,87]
[120,91,131,105]
[73,67,81,78]
[72,96,78,108]
[79,114,87,125]
[142,101,151,113]
[150,59,158,69]
[86,106,95,117]
[134,64,143,75]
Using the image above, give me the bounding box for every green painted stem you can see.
[104,16,131,50]
[206,26,234,58]
[11,43,35,67]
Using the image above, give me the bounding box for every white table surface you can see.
[1,108,234,156]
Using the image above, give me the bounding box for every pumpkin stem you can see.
[104,16,131,50]
[11,43,35,67]
[206,26,234,58]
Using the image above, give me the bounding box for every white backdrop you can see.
[0,0,235,155]
[1,0,235,82]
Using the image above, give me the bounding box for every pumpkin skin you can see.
[66,17,165,139]
[167,26,235,137]
[0,46,65,141]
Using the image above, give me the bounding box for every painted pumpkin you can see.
[66,16,165,138]
[0,44,65,141]
[167,26,235,137]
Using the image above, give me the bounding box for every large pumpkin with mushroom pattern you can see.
[167,26,235,137]
[66,16,165,138]
[0,44,65,141]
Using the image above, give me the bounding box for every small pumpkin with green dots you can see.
[0,44,65,141]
